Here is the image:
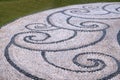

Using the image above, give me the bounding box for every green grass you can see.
[0,0,120,27]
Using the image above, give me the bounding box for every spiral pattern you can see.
[103,4,120,14]
[61,4,120,19]
[47,12,110,31]
[4,3,120,80]
[67,17,109,31]
[42,52,119,72]
[25,23,58,31]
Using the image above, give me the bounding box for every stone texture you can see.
[0,2,120,80]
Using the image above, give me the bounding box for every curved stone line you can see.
[101,63,120,80]
[116,7,120,12]
[68,6,110,15]
[103,4,120,14]
[72,53,106,69]
[67,18,99,29]
[67,17,110,31]
[4,41,120,80]
[47,11,110,31]
[62,7,120,20]
[10,30,106,52]
[66,8,90,14]
[24,32,51,43]
[4,41,45,80]
[41,51,120,80]
[25,23,60,31]
[22,30,77,44]
[82,5,110,15]
[46,11,68,30]
[117,31,120,46]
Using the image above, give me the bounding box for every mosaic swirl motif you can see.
[42,52,118,73]
[4,3,120,80]
[117,31,120,46]
[62,4,120,19]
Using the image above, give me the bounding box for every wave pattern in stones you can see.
[0,2,120,80]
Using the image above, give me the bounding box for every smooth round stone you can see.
[0,2,120,80]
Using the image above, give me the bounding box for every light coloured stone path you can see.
[0,2,120,80]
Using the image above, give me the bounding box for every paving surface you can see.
[0,2,120,80]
